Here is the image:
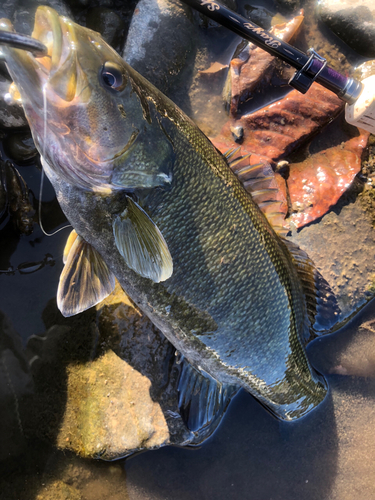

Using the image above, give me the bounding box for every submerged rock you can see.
[12,0,73,35]
[290,192,375,323]
[226,12,304,117]
[35,480,82,500]
[287,130,370,229]
[27,284,229,460]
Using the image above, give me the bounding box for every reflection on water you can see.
[1,0,375,497]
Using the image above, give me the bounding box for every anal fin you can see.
[177,356,238,432]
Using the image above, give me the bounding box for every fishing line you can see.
[38,83,71,237]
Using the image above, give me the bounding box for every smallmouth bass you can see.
[2,6,338,426]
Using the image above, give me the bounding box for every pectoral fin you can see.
[113,197,173,283]
[57,230,116,317]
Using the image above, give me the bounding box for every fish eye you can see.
[100,62,127,92]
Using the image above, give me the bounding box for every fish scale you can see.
[2,6,329,422]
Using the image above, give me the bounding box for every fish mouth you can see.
[30,6,88,103]
[32,6,63,75]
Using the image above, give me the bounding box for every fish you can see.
[1,6,339,428]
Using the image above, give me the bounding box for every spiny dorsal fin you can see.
[280,237,340,340]
[113,196,173,283]
[223,146,241,160]
[229,153,288,236]
[57,231,116,317]
[177,355,238,432]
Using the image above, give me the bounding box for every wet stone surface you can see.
[21,283,223,461]
[85,8,125,52]
[318,0,375,57]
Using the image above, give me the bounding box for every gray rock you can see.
[274,0,300,15]
[318,0,375,57]
[4,131,37,163]
[123,0,198,102]
[12,0,73,35]
[290,190,375,325]
[0,0,19,20]
[86,8,125,52]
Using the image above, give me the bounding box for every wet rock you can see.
[27,284,225,460]
[4,131,37,163]
[290,193,375,322]
[226,12,304,116]
[0,159,35,235]
[0,75,28,129]
[287,130,370,229]
[354,60,375,81]
[123,0,198,100]
[242,6,283,30]
[0,0,19,20]
[86,8,125,52]
[12,0,73,35]
[194,0,237,28]
[35,480,82,500]
[212,83,344,163]
[318,0,375,58]
[63,0,88,8]
[57,349,170,459]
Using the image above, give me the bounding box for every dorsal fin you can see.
[280,237,340,340]
[57,231,116,317]
[228,153,288,236]
[113,196,173,283]
[223,146,241,160]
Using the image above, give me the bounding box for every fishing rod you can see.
[180,0,375,134]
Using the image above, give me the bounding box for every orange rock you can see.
[286,130,370,229]
[212,83,344,162]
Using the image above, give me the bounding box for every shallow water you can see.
[1,0,375,498]
[2,300,375,499]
